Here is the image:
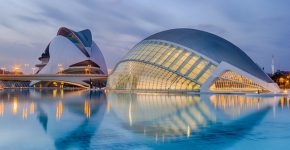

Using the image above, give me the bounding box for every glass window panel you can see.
[150,45,170,63]
[162,49,183,68]
[156,47,175,65]
[170,51,190,71]
[179,55,199,74]
[144,44,162,61]
[139,42,158,61]
[188,59,208,79]
[197,65,216,84]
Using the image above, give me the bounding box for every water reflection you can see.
[107,93,280,149]
[0,89,289,150]
[0,89,106,150]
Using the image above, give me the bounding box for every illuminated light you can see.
[31,67,36,74]
[13,65,21,74]
[60,89,64,98]
[53,89,57,98]
[84,100,91,118]
[187,125,191,138]
[283,90,288,94]
[129,101,132,126]
[12,98,18,115]
[56,101,63,120]
[84,68,89,74]
[280,97,284,109]
[0,101,4,116]
[57,64,64,74]
[22,108,28,119]
[29,102,35,114]
[106,102,111,113]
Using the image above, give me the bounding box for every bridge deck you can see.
[0,74,107,80]
[0,74,108,88]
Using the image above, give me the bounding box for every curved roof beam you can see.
[57,27,90,57]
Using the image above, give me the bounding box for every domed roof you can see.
[144,28,273,83]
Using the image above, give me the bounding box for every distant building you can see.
[271,70,290,89]
[107,28,280,93]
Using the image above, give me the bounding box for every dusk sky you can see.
[0,0,289,73]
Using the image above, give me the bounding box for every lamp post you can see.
[32,67,36,74]
[58,64,64,74]
[24,64,29,74]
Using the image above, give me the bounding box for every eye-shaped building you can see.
[107,28,280,93]
[34,27,107,87]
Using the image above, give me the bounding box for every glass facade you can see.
[107,40,217,91]
[209,71,269,92]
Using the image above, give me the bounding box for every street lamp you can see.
[13,65,20,74]
[58,64,64,74]
[31,67,36,74]
[24,64,29,74]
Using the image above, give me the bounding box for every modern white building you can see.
[107,28,280,93]
[33,27,107,87]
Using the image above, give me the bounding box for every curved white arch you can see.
[39,36,88,74]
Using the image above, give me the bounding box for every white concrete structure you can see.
[32,27,108,87]
[107,28,280,93]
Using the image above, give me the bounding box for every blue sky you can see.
[0,0,289,73]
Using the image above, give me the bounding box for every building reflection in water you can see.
[55,101,63,120]
[107,93,281,145]
[0,89,289,149]
[209,94,278,117]
[84,100,91,119]
[0,101,3,116]
[0,89,106,150]
[108,93,217,140]
[12,97,18,115]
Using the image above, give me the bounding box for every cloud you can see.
[0,0,289,73]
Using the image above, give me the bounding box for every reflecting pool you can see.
[0,89,289,150]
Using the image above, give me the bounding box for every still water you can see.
[0,89,289,150]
